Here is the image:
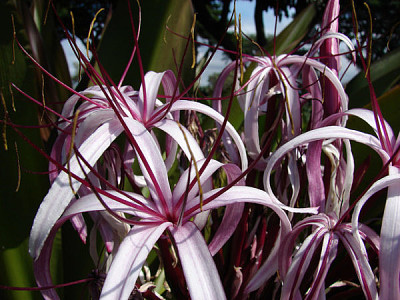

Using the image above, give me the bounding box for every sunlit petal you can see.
[29,119,124,259]
[100,222,171,300]
[171,222,226,300]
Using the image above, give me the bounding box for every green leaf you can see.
[1,1,68,297]
[0,0,49,255]
[97,0,194,89]
[0,240,36,300]
[347,47,400,108]
[267,4,316,55]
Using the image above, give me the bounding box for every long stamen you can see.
[11,15,16,65]
[70,11,83,82]
[74,148,161,226]
[14,38,107,109]
[90,50,139,120]
[190,13,197,69]
[8,83,15,112]
[177,122,203,210]
[40,74,46,123]
[150,8,238,125]
[1,90,8,150]
[184,100,285,217]
[15,142,21,192]
[118,1,141,88]
[10,83,71,128]
[178,157,192,226]
[0,278,94,291]
[126,0,147,117]
[233,3,243,84]
[177,56,241,213]
[67,109,80,196]
[351,1,392,155]
[87,8,105,58]
[364,3,372,77]
[69,137,163,217]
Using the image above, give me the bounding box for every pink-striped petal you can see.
[100,222,171,300]
[170,222,226,300]
[30,119,124,259]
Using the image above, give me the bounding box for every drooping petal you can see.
[208,202,244,256]
[335,139,354,216]
[306,140,325,210]
[378,166,400,300]
[309,32,356,63]
[246,214,330,294]
[185,186,307,221]
[351,171,400,299]
[263,126,389,210]
[280,227,328,300]
[280,214,331,277]
[303,67,325,210]
[170,222,226,300]
[346,108,395,146]
[338,231,378,300]
[170,100,248,171]
[100,222,171,300]
[33,227,61,300]
[306,232,339,299]
[243,67,271,166]
[123,117,173,215]
[155,118,204,165]
[90,211,116,253]
[32,190,158,300]
[29,119,124,259]
[74,110,116,147]
[280,55,348,111]
[173,159,222,209]
[69,214,87,243]
[208,163,245,255]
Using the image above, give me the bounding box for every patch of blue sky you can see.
[197,1,294,86]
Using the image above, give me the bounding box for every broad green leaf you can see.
[97,0,194,89]
[0,0,49,257]
[267,4,316,55]
[347,47,400,108]
[1,1,68,297]
[0,239,36,300]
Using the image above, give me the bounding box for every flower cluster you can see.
[8,0,400,299]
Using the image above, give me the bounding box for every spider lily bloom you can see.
[213,30,354,167]
[213,49,352,213]
[244,107,394,296]
[213,23,354,213]
[12,0,247,259]
[33,120,296,300]
[29,67,249,260]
